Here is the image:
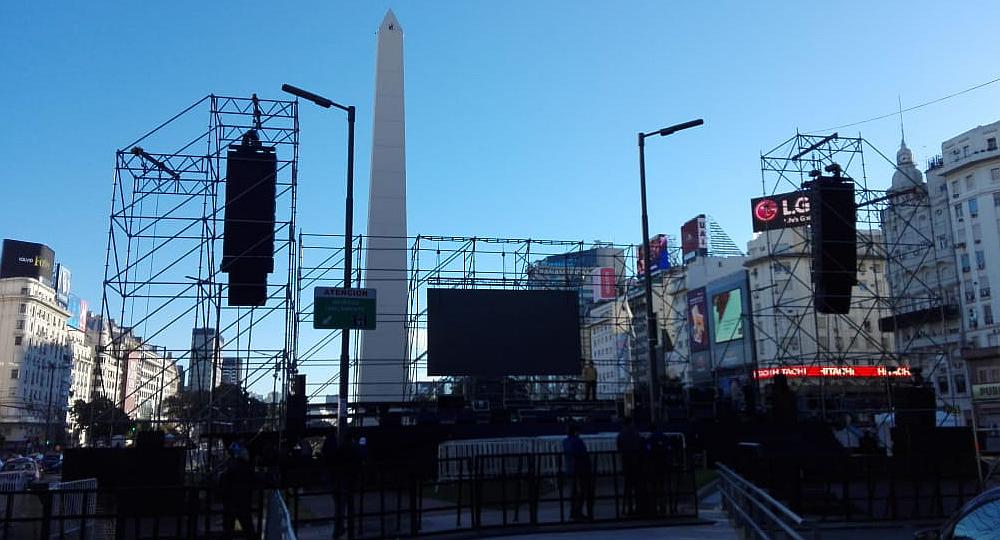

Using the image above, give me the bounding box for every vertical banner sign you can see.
[592,267,617,301]
[681,215,708,261]
[688,287,709,352]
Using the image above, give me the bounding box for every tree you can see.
[70,397,134,443]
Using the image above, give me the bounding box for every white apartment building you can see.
[882,139,967,419]
[0,277,73,443]
[190,328,224,393]
[66,326,93,408]
[746,228,893,374]
[588,299,632,399]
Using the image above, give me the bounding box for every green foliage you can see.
[69,397,134,438]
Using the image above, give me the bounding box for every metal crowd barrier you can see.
[717,462,817,540]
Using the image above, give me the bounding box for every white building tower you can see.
[359,10,409,402]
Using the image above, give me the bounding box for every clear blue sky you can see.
[2,1,999,310]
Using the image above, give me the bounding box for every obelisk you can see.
[358,9,408,402]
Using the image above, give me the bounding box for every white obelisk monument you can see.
[359,10,408,402]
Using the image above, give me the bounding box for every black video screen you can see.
[427,289,582,376]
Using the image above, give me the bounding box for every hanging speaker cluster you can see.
[808,164,857,314]
[221,131,277,306]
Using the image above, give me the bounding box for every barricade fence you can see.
[0,450,696,539]
[732,454,980,522]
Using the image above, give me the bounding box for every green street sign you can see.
[314,287,377,330]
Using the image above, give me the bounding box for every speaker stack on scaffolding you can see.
[808,163,857,314]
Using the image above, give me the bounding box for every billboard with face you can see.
[637,234,670,275]
[688,287,709,352]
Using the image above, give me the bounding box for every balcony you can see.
[878,302,961,331]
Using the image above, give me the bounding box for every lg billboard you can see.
[1,239,55,285]
[750,190,811,232]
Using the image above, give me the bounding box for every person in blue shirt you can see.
[562,423,592,521]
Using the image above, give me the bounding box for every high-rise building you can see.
[359,10,410,403]
[587,299,632,400]
[190,328,223,393]
[221,356,243,387]
[0,277,73,443]
[926,120,1000,433]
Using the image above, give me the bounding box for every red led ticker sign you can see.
[753,365,912,380]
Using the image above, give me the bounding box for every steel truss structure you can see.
[754,132,962,421]
[98,95,299,437]
[295,234,652,410]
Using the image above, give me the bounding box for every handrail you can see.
[716,462,813,540]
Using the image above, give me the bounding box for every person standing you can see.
[582,361,598,401]
[220,442,257,539]
[616,417,644,516]
[562,424,592,521]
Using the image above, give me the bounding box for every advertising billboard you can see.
[753,365,912,380]
[592,267,617,301]
[1,239,55,285]
[687,287,709,352]
[66,294,89,330]
[750,190,811,232]
[637,234,670,275]
[55,264,71,306]
[712,288,744,343]
[681,215,708,261]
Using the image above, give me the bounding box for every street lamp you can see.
[282,83,356,443]
[637,118,704,423]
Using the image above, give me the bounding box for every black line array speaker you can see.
[286,374,306,433]
[809,165,857,314]
[222,131,277,306]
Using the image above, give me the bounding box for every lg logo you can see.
[754,196,810,222]
[753,199,779,222]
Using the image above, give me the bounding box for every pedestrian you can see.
[562,423,592,521]
[616,417,644,516]
[220,442,257,539]
[647,422,671,516]
[582,360,598,401]
[323,432,362,538]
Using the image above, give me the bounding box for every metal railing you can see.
[264,489,297,540]
[718,462,817,540]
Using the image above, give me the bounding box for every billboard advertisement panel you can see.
[1,239,55,285]
[687,287,709,352]
[592,267,617,301]
[55,264,71,306]
[637,234,670,275]
[750,190,811,232]
[712,288,744,343]
[66,294,89,330]
[681,215,708,260]
[754,365,912,379]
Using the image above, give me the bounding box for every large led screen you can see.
[712,288,744,343]
[427,288,582,376]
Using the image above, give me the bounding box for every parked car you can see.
[916,486,1000,539]
[1,458,41,483]
[40,453,62,474]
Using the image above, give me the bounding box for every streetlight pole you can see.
[637,119,704,424]
[282,84,356,444]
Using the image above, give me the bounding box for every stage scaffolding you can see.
[295,234,666,410]
[754,132,963,422]
[98,95,299,439]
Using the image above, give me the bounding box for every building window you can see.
[989,137,998,151]
[953,180,960,196]
[966,279,976,302]
[938,234,949,249]
[16,320,24,330]
[970,197,979,217]
[986,304,994,326]
[18,304,26,314]
[993,168,1000,184]
[977,251,987,270]
[9,369,17,381]
[955,203,964,219]
[937,375,950,395]
[964,145,970,157]
[955,374,968,394]
[962,253,971,273]
[967,175,977,190]
[974,223,983,243]
[14,336,22,346]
